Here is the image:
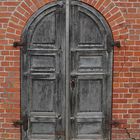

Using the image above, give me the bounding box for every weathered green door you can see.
[21,1,113,140]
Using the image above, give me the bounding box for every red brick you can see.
[113,88,128,93]
[113,109,127,113]
[132,94,140,98]
[132,114,140,118]
[3,2,19,6]
[128,109,140,113]
[0,18,9,23]
[113,99,127,103]
[21,2,33,14]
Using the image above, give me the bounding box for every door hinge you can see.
[112,41,121,48]
[13,114,28,131]
[13,41,25,48]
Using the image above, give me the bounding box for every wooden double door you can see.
[21,1,113,140]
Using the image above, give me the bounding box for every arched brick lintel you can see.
[82,0,129,43]
[6,0,128,46]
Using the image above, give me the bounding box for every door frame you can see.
[20,1,114,140]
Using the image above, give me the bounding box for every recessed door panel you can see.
[78,122,102,134]
[71,51,106,73]
[31,122,55,134]
[79,12,103,44]
[79,56,103,69]
[78,79,102,112]
[32,12,56,44]
[32,79,56,112]
[31,55,56,70]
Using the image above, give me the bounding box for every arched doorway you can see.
[20,1,114,140]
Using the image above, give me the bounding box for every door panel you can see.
[31,79,56,112]
[29,50,59,72]
[22,5,65,140]
[71,51,107,73]
[31,122,55,134]
[78,79,102,112]
[32,12,56,44]
[31,55,56,72]
[79,12,103,44]
[70,2,111,140]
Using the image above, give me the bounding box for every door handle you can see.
[13,114,28,131]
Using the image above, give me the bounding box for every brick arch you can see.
[5,0,53,42]
[6,0,128,44]
[82,0,129,43]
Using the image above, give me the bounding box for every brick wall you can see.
[0,0,140,139]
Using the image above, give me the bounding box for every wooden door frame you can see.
[20,1,114,140]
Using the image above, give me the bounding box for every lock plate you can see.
[70,80,75,89]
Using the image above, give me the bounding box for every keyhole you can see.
[70,80,75,89]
